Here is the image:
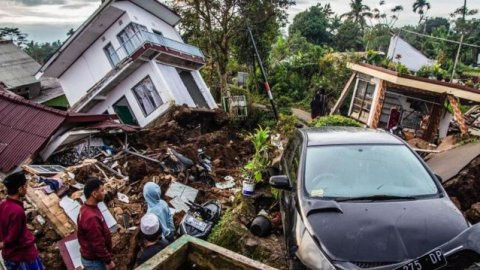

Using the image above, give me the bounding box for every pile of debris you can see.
[15,106,269,270]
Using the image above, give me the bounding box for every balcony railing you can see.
[107,30,204,67]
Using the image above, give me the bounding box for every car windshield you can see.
[304,144,439,199]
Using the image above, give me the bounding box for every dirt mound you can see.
[28,106,256,270]
[443,156,480,223]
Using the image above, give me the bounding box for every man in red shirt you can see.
[0,172,43,270]
[77,179,115,270]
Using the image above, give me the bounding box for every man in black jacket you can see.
[311,89,326,119]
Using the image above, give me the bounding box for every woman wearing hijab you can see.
[143,182,175,242]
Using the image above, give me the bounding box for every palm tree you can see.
[413,0,431,24]
[341,0,372,30]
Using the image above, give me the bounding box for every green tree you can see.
[289,4,336,46]
[0,27,28,45]
[341,0,372,30]
[422,17,450,34]
[232,0,289,68]
[412,0,431,24]
[173,0,293,97]
[334,19,364,51]
[24,41,61,64]
[67,28,75,37]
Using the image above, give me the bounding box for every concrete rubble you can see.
[6,106,286,270]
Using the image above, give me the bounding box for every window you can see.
[304,145,439,198]
[283,136,301,186]
[104,43,120,67]
[350,80,376,123]
[132,76,163,116]
[117,23,148,55]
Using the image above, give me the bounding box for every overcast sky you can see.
[1,0,479,43]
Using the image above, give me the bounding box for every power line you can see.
[399,28,480,49]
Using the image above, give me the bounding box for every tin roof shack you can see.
[0,89,119,178]
[0,40,41,98]
[335,63,480,142]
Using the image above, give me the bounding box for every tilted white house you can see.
[36,0,216,127]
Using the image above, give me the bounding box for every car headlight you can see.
[297,229,336,270]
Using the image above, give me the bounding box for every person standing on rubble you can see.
[135,213,169,266]
[310,89,327,119]
[0,172,44,270]
[143,182,174,243]
[78,179,115,270]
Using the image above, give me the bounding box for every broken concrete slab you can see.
[165,181,198,212]
[427,142,480,182]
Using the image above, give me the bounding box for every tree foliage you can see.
[341,0,372,30]
[288,4,337,46]
[25,41,61,64]
[0,27,28,45]
[173,0,293,97]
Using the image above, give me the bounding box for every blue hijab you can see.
[143,182,174,237]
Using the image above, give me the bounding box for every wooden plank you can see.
[330,72,357,115]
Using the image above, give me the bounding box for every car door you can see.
[281,134,302,253]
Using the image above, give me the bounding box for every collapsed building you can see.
[332,63,480,142]
[35,0,217,127]
[0,87,132,178]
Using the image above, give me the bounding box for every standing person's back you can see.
[77,179,115,270]
[0,172,43,270]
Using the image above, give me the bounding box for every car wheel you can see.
[288,256,306,270]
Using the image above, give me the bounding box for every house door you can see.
[178,69,208,108]
[112,96,138,125]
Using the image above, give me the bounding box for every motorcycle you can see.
[196,148,215,186]
[178,200,221,239]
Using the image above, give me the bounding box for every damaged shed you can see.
[337,63,480,141]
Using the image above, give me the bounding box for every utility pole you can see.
[451,0,467,80]
[247,24,278,121]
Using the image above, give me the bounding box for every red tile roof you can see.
[0,89,117,174]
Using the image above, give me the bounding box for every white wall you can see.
[387,35,435,72]
[58,1,182,105]
[114,1,182,42]
[90,61,173,127]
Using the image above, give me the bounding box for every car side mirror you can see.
[435,174,443,182]
[269,175,291,191]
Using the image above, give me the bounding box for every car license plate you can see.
[395,250,447,270]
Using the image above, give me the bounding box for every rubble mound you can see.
[24,106,262,270]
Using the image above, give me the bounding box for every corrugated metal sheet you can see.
[0,41,41,89]
[0,90,66,173]
[0,89,120,174]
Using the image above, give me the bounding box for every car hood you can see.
[305,198,468,263]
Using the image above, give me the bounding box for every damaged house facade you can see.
[333,63,480,142]
[36,0,217,127]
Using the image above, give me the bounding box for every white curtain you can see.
[133,77,163,115]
